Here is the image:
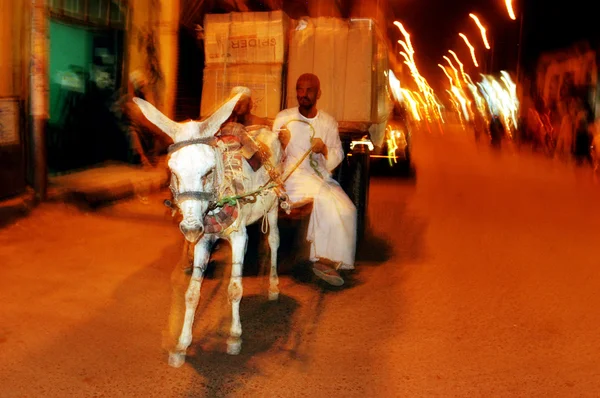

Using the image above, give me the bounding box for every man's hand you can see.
[311,137,328,158]
[278,127,291,149]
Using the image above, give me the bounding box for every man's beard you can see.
[298,97,314,109]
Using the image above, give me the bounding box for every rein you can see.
[278,119,323,179]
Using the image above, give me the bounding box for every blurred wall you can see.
[128,0,179,119]
[0,0,28,98]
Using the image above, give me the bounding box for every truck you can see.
[199,11,397,240]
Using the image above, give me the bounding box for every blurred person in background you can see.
[573,97,593,166]
[229,86,270,127]
[222,86,280,172]
[489,114,505,148]
[273,73,356,287]
[115,69,172,168]
[554,99,575,162]
[472,107,487,143]
[527,97,553,154]
[588,114,600,179]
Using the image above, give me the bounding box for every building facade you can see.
[0,0,179,200]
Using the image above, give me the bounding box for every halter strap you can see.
[168,137,219,205]
[174,191,216,202]
[168,137,217,154]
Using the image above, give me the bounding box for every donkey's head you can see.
[133,93,243,242]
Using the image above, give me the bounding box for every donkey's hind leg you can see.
[266,205,280,301]
[226,229,248,355]
[168,236,214,368]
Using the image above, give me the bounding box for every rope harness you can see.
[165,121,319,233]
[190,119,321,215]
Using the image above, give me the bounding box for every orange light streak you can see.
[505,0,517,20]
[468,13,491,49]
[443,55,461,88]
[459,33,479,67]
[438,64,453,86]
[394,21,414,53]
[448,50,467,81]
[393,20,442,121]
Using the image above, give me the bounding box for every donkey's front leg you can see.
[169,235,215,368]
[266,204,280,301]
[226,228,247,355]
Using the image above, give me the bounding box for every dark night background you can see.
[178,0,600,112]
[386,0,599,89]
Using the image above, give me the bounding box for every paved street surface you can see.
[2,125,600,397]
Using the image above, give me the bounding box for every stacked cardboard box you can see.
[286,17,392,129]
[200,11,289,119]
[201,64,284,119]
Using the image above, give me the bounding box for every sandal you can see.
[312,262,344,286]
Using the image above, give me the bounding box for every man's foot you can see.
[312,262,344,286]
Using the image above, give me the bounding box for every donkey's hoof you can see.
[227,338,242,355]
[268,291,279,301]
[168,352,186,368]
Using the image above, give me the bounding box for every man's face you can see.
[296,78,320,109]
[233,96,252,116]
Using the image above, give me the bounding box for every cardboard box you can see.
[204,11,290,65]
[343,19,375,122]
[286,17,387,124]
[200,64,284,119]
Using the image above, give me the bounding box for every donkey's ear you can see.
[197,93,243,136]
[132,97,182,141]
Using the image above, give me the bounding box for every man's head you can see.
[296,73,321,111]
[230,86,252,117]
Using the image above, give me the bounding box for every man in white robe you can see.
[273,73,357,286]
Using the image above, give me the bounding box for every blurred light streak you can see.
[477,71,519,137]
[438,64,453,86]
[448,50,467,81]
[386,126,399,166]
[393,21,414,51]
[387,68,422,122]
[469,13,491,49]
[451,86,470,122]
[505,0,517,20]
[442,55,462,88]
[401,89,422,121]
[394,20,443,121]
[459,33,479,67]
[388,70,403,103]
[446,93,464,125]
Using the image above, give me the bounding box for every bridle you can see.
[167,136,219,207]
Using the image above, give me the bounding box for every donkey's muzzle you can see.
[179,222,204,243]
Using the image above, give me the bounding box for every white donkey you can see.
[133,93,284,367]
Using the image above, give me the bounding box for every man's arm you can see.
[273,113,290,150]
[323,120,344,172]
